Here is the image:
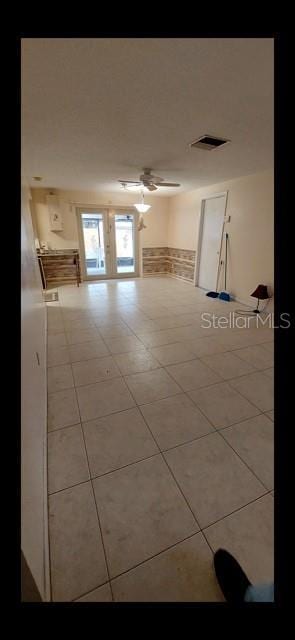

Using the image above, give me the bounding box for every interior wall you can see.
[21,185,50,601]
[30,170,274,307]
[167,170,274,306]
[31,188,169,251]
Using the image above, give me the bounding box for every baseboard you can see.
[234,295,274,314]
[142,272,168,278]
[21,551,42,602]
[143,272,194,284]
[165,273,194,284]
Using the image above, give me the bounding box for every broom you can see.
[206,223,224,298]
[218,233,231,301]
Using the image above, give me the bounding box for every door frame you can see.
[76,207,110,281]
[76,206,140,281]
[108,209,140,279]
[194,191,228,289]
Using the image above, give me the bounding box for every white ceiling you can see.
[21,38,273,196]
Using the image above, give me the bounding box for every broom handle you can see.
[215,221,225,291]
[224,233,228,291]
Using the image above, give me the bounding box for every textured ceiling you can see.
[21,38,273,196]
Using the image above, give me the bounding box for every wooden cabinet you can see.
[38,250,81,288]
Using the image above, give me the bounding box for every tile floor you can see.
[46,276,274,602]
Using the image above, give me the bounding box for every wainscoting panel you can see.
[142,247,196,282]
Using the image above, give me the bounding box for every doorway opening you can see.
[195,193,228,291]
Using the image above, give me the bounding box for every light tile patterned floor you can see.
[47,277,274,602]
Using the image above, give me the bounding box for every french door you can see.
[77,208,139,280]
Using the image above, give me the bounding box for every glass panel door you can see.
[113,213,137,276]
[79,211,109,279]
[78,209,138,280]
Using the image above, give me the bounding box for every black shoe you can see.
[214,549,251,604]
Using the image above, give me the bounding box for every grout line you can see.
[48,407,270,493]
[48,454,162,496]
[216,411,273,432]
[48,477,91,497]
[187,387,264,428]
[74,387,115,603]
[109,491,272,585]
[229,348,274,370]
[178,392,272,492]
[109,531,203,584]
[110,379,204,571]
[161,368,225,394]
[200,528,216,556]
[225,376,274,413]
[196,354,258,382]
[133,399,203,533]
[215,427,271,493]
[50,282,274,599]
[201,490,272,532]
[122,376,184,406]
[71,580,111,602]
[72,370,122,389]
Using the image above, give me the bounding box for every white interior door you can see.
[197,194,227,291]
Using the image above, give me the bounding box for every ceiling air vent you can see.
[190,135,230,150]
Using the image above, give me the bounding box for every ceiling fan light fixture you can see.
[133,203,151,213]
[133,190,151,213]
[118,168,181,193]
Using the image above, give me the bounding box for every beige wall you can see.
[30,170,274,306]
[21,185,50,601]
[31,188,169,251]
[168,170,274,306]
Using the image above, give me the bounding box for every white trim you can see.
[22,184,51,602]
[234,295,254,308]
[76,207,109,281]
[166,273,194,284]
[197,190,228,201]
[43,306,51,601]
[109,209,140,279]
[194,191,228,289]
[76,206,139,281]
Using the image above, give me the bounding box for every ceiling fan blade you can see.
[146,184,157,191]
[118,180,142,185]
[154,182,181,187]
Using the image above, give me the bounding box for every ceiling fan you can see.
[118,168,180,192]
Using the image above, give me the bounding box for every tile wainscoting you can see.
[142,247,196,282]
